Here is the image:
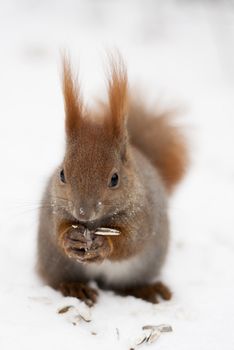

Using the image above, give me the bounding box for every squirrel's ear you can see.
[107,52,128,139]
[62,56,83,137]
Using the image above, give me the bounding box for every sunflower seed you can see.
[94,227,121,236]
[132,324,173,348]
[135,334,148,346]
[157,324,173,333]
[57,305,74,314]
[142,324,173,333]
[80,309,92,322]
[147,329,161,343]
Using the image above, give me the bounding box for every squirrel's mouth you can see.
[61,208,102,229]
[76,219,101,231]
[62,206,122,230]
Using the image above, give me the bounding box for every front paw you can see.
[78,235,112,263]
[60,226,112,263]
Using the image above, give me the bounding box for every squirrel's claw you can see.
[60,226,112,263]
[118,281,172,304]
[59,281,98,306]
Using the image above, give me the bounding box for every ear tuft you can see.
[107,51,128,137]
[62,55,83,137]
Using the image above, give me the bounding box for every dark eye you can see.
[60,169,66,183]
[109,173,119,188]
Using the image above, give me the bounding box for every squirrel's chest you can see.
[84,255,147,287]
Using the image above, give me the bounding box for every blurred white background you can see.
[0,0,234,349]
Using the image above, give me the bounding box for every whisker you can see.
[13,202,69,215]
[50,195,71,202]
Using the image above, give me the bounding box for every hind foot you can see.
[59,281,98,307]
[120,281,172,304]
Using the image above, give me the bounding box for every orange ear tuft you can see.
[107,51,128,137]
[62,56,83,137]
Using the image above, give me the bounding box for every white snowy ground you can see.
[0,0,234,349]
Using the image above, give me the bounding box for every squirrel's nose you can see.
[73,202,101,222]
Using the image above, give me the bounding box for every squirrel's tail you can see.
[127,97,189,193]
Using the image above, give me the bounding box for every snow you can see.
[0,0,234,349]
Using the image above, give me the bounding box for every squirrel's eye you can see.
[60,169,66,183]
[109,173,119,188]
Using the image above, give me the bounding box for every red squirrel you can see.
[37,53,188,305]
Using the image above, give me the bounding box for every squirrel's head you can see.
[53,54,133,225]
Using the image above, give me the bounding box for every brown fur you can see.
[62,55,188,195]
[106,52,128,137]
[119,281,172,304]
[59,282,98,306]
[57,222,113,263]
[127,100,188,193]
[62,56,83,137]
[37,52,189,305]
